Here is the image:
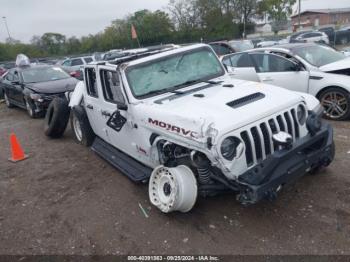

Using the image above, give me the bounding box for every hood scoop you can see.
[227,92,265,109]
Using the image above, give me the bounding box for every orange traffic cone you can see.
[8,133,28,163]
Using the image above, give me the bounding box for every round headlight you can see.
[220,137,241,160]
[297,104,307,125]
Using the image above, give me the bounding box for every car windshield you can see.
[292,45,346,67]
[22,67,70,83]
[126,47,225,98]
[229,41,254,52]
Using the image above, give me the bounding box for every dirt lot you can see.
[0,103,350,256]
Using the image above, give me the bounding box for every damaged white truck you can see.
[44,44,335,213]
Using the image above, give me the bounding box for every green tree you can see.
[41,33,66,54]
[259,0,296,34]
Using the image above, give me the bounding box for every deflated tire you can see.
[44,97,70,138]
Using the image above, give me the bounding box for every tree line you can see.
[0,0,295,61]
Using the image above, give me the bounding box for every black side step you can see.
[91,137,152,183]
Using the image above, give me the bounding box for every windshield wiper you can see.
[172,79,202,89]
[143,79,222,97]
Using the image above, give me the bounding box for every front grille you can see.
[240,108,301,167]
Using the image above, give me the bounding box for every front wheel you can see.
[4,92,14,108]
[25,99,38,118]
[319,88,350,120]
[70,106,95,146]
[149,165,198,213]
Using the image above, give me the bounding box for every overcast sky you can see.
[0,0,349,43]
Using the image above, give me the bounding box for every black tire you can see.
[4,92,14,108]
[70,105,95,146]
[44,97,70,138]
[319,87,350,121]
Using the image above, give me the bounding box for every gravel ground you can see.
[0,102,350,255]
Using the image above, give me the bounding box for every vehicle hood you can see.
[319,57,350,72]
[26,77,78,94]
[136,78,304,143]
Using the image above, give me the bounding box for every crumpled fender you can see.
[68,81,84,108]
[294,91,320,111]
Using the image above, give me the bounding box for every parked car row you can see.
[222,43,350,120]
[0,55,78,117]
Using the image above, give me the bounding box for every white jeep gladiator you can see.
[45,44,335,213]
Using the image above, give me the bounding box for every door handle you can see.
[86,104,94,110]
[101,110,111,117]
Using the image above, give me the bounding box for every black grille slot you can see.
[277,115,285,132]
[240,107,302,167]
[291,109,300,138]
[241,131,254,166]
[268,119,277,134]
[260,123,271,156]
[227,93,265,109]
[284,112,293,138]
[251,127,263,161]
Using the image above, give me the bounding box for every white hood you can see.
[319,57,350,72]
[135,78,304,142]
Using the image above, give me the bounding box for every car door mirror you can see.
[117,103,128,111]
[226,66,235,74]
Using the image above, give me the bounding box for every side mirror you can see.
[226,66,235,74]
[117,103,128,111]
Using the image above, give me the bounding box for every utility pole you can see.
[2,16,12,42]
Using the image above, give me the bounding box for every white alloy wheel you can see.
[149,165,198,213]
[72,114,83,142]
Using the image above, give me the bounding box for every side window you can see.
[85,68,98,97]
[267,55,298,72]
[5,72,14,81]
[217,45,232,56]
[84,57,93,63]
[62,60,71,66]
[251,54,269,72]
[210,44,220,55]
[100,70,125,104]
[252,54,297,73]
[231,53,254,68]
[71,58,83,66]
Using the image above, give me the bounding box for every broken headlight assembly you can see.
[29,93,44,102]
[220,137,243,161]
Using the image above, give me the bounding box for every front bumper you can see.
[31,93,65,112]
[236,121,334,205]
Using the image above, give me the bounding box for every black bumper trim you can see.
[237,122,334,204]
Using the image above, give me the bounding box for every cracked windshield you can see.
[126,48,224,97]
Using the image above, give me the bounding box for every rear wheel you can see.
[319,88,350,120]
[4,92,14,108]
